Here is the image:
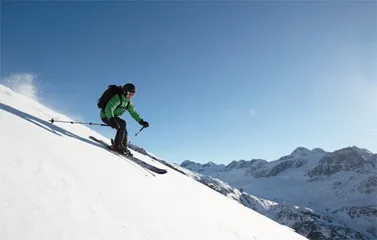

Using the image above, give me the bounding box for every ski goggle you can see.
[127,91,135,96]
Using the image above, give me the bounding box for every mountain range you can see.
[176,146,377,240]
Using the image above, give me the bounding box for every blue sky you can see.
[1,1,376,164]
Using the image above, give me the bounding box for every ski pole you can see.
[135,126,145,136]
[49,118,110,127]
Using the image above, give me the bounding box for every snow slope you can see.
[0,84,308,240]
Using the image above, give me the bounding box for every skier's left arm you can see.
[127,103,149,128]
[127,102,142,122]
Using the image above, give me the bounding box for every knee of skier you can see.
[117,118,126,128]
[101,117,109,124]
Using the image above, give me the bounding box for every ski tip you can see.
[156,169,168,174]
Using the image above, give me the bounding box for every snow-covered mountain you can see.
[181,147,377,239]
[0,84,308,240]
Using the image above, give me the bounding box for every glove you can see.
[108,117,120,130]
[139,119,149,128]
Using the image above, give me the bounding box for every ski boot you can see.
[122,137,133,157]
[111,139,133,156]
[123,148,133,157]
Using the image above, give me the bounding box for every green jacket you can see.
[100,94,142,122]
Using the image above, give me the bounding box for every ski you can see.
[90,136,150,177]
[89,136,167,175]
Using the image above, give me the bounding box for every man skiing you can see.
[99,83,149,155]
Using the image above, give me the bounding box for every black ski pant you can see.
[101,117,128,147]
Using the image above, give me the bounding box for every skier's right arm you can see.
[104,95,121,119]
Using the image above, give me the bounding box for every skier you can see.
[99,83,149,155]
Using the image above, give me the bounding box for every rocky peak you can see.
[266,158,307,177]
[307,147,376,179]
[339,146,367,155]
[312,148,326,154]
[203,161,217,167]
[291,147,312,157]
[180,160,197,168]
[180,160,207,173]
[278,147,312,161]
[225,159,267,170]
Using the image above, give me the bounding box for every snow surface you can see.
[0,85,308,240]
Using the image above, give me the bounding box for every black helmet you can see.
[123,83,136,93]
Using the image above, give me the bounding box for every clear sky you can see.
[1,1,376,164]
